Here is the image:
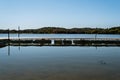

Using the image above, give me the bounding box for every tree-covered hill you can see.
[0,26,120,34]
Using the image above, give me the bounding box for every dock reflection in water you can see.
[0,46,120,80]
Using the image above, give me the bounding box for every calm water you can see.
[0,34,120,38]
[0,46,120,80]
[0,34,120,80]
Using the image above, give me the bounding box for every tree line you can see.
[0,26,120,34]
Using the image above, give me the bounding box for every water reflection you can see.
[8,45,10,56]
[18,39,21,51]
[0,46,120,80]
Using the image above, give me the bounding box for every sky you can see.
[0,0,120,29]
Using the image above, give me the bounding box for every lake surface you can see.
[0,34,120,38]
[0,46,120,80]
[0,34,120,80]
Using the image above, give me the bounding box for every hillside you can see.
[0,26,120,34]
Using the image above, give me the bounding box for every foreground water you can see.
[0,46,120,80]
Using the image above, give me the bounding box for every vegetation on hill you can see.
[0,26,120,34]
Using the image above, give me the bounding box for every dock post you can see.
[18,26,20,39]
[8,28,10,45]
[18,26,21,51]
[95,27,97,40]
[8,28,10,56]
[8,29,10,40]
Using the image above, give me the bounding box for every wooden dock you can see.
[1,37,120,40]
[0,37,120,47]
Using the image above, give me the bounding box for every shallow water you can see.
[0,46,120,80]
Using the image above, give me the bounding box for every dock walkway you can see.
[0,37,120,46]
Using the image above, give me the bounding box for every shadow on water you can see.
[98,60,107,65]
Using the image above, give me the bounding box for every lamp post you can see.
[18,26,20,39]
[18,26,21,51]
[8,28,10,56]
[8,28,10,41]
[95,27,97,40]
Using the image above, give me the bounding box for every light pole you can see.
[95,27,97,40]
[18,26,20,39]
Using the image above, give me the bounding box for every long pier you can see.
[0,38,120,47]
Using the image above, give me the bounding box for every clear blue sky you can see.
[0,0,120,29]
